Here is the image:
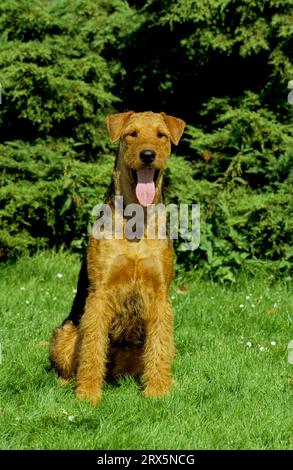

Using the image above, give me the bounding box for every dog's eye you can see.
[128,130,138,137]
[157,132,167,139]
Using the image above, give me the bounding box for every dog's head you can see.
[106,111,186,206]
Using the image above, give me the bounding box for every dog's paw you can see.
[143,379,175,399]
[75,386,101,406]
[58,377,71,386]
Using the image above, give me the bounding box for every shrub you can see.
[0,139,114,258]
[0,0,292,282]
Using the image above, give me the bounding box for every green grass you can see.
[0,251,292,450]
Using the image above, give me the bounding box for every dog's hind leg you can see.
[49,322,79,379]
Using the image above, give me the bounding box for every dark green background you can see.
[0,0,292,281]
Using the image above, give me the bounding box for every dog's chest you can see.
[109,292,146,345]
[100,237,169,284]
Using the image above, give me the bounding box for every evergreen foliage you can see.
[1,0,292,280]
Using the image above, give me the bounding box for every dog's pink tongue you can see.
[136,168,155,207]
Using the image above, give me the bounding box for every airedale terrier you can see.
[49,111,186,405]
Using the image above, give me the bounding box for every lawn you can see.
[0,251,292,450]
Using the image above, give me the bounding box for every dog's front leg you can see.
[142,293,175,398]
[75,291,112,405]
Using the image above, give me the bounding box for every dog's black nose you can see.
[139,149,156,164]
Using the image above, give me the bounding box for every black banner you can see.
[0,450,292,468]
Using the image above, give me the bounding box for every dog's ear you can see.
[161,113,186,145]
[106,112,134,142]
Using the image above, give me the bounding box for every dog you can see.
[49,111,186,405]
